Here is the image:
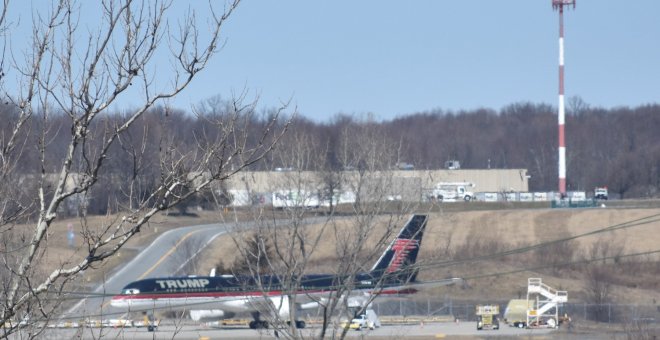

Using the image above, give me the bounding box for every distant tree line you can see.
[395,102,660,198]
[0,100,282,217]
[278,101,659,198]
[3,99,658,217]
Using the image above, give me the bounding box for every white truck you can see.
[444,160,461,170]
[431,182,475,202]
[594,187,608,200]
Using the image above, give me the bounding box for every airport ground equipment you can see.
[341,309,381,331]
[475,305,499,330]
[503,299,532,328]
[526,278,567,328]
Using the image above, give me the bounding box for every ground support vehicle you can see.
[476,305,500,330]
[340,310,381,331]
[504,278,568,329]
[139,312,157,332]
[504,299,532,328]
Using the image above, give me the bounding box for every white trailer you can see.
[321,191,356,207]
[272,190,320,209]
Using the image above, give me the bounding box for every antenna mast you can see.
[552,0,575,197]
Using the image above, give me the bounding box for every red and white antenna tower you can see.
[552,0,575,197]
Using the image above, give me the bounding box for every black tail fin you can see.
[369,214,428,283]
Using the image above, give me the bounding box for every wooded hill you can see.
[2,101,659,218]
[286,102,660,198]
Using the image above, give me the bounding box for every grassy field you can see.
[24,210,225,287]
[23,201,660,307]
[415,206,660,304]
[195,204,660,306]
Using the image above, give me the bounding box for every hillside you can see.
[417,207,660,305]
[31,205,660,310]
[198,206,660,306]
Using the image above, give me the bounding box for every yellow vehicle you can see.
[140,312,157,332]
[476,305,500,330]
[339,319,362,330]
[340,310,380,331]
[503,299,534,328]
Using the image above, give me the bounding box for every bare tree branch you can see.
[0,0,293,335]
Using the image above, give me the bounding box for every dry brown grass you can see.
[12,210,226,286]
[417,208,660,304]
[16,206,660,305]
[196,207,660,305]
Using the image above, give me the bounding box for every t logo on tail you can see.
[370,214,427,282]
[386,239,420,273]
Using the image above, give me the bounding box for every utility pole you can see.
[552,0,575,197]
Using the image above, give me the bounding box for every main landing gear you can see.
[248,312,306,329]
[289,320,306,329]
[249,319,269,329]
[249,312,269,329]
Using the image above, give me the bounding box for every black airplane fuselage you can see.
[111,214,427,312]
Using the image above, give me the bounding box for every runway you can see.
[63,216,333,321]
[34,322,563,339]
[64,222,232,320]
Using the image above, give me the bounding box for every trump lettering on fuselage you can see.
[155,279,210,290]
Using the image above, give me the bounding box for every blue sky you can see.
[12,1,660,122]
[190,0,660,121]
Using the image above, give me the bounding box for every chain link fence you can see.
[369,298,659,325]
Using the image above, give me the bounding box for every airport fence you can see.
[368,298,659,325]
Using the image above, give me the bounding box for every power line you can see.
[421,248,660,284]
[22,247,660,323]
[10,210,660,322]
[22,211,660,298]
[417,211,660,271]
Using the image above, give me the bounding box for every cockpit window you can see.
[121,288,140,295]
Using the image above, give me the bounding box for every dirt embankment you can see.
[417,207,660,304]
[24,206,660,305]
[21,211,224,286]
[194,207,660,305]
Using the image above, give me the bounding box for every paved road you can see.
[65,222,232,320]
[64,216,330,321]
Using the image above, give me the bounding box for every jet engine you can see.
[189,309,235,322]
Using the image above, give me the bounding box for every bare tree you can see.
[584,265,614,322]
[170,234,209,276]
[220,119,423,340]
[0,0,291,335]
[583,238,625,322]
[567,95,590,116]
[249,128,333,338]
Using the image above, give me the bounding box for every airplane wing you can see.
[114,214,463,327]
[406,278,464,290]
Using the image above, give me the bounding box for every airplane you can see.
[111,214,460,329]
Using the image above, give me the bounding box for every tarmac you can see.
[34,321,568,339]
